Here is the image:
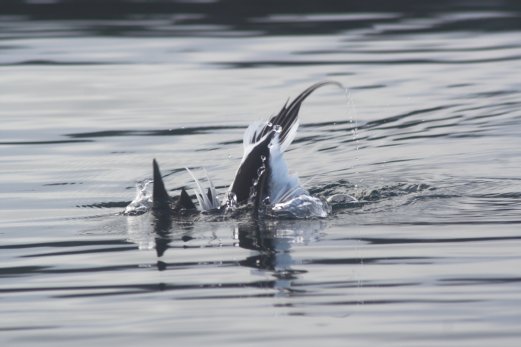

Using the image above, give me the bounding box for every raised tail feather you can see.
[230,81,343,206]
[252,80,343,151]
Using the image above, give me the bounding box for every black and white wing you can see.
[229,81,343,206]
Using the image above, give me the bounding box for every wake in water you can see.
[124,81,357,219]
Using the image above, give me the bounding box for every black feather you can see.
[175,187,196,211]
[152,159,171,211]
[230,132,273,205]
[257,81,342,145]
[229,81,342,206]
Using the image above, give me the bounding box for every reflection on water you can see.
[126,207,326,277]
[236,220,326,294]
[124,211,327,297]
[1,0,521,346]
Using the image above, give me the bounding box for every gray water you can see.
[1,1,521,346]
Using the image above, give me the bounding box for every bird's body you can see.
[124,81,343,219]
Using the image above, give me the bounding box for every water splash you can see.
[269,194,331,219]
[224,192,238,211]
[123,179,153,216]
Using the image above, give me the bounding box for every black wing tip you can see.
[152,158,160,175]
[152,158,171,209]
[175,187,197,211]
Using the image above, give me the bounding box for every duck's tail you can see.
[229,81,344,206]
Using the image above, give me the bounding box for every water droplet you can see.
[273,124,282,133]
[225,192,238,209]
[260,155,266,161]
[267,122,273,127]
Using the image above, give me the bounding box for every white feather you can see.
[186,167,219,211]
[204,168,220,208]
[241,120,271,159]
[243,120,264,148]
[266,133,330,218]
[268,133,307,204]
[279,118,299,153]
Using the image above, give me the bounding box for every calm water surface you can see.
[1,1,521,346]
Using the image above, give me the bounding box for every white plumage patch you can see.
[266,133,330,218]
[186,168,220,211]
